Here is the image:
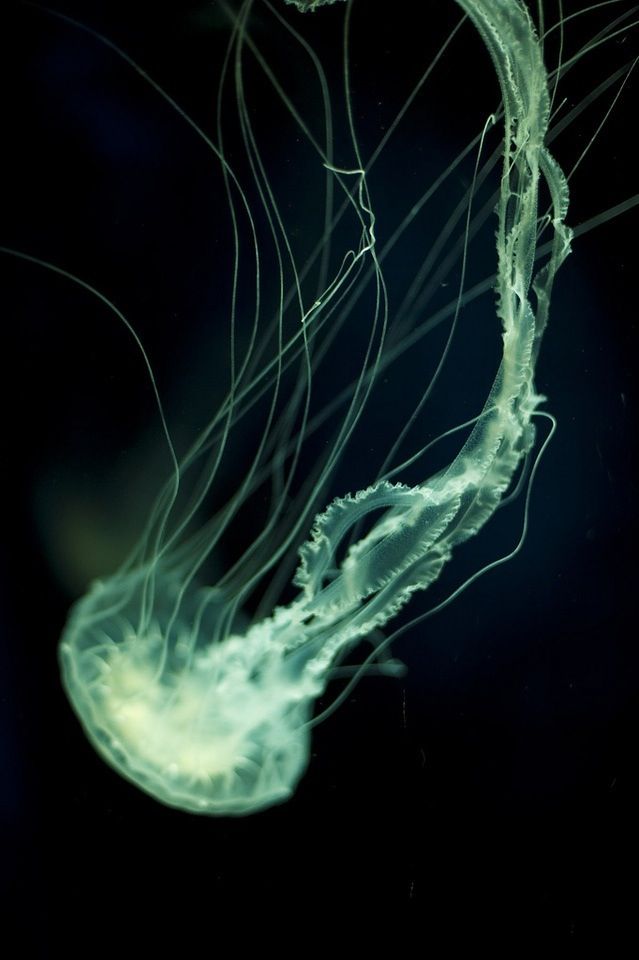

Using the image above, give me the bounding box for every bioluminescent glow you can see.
[4,0,636,814]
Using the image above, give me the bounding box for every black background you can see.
[1,0,637,949]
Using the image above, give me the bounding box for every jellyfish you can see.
[3,0,634,815]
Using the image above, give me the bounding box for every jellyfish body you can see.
[59,0,573,815]
[61,568,317,813]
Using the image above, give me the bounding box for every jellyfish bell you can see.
[60,567,317,814]
[7,0,633,814]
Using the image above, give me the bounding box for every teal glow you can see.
[5,1,635,816]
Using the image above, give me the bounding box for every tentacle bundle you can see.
[61,0,571,815]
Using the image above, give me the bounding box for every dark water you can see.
[1,0,637,947]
